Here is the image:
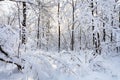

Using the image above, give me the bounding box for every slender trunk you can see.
[119,6,120,28]
[37,2,41,49]
[111,33,113,42]
[97,33,101,54]
[96,2,100,54]
[58,1,61,52]
[79,25,81,50]
[17,2,21,57]
[22,2,26,44]
[103,23,106,42]
[91,0,95,45]
[37,15,40,48]
[71,0,75,51]
[111,14,113,42]
[95,39,97,54]
[46,20,50,51]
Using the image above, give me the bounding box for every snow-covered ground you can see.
[0,50,120,80]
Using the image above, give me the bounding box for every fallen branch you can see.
[0,58,23,70]
[0,45,24,70]
[0,45,9,57]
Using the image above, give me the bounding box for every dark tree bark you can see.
[103,23,106,42]
[110,33,113,42]
[71,0,75,51]
[22,2,26,44]
[0,58,23,70]
[95,38,97,53]
[97,33,101,54]
[58,1,61,52]
[111,14,113,42]
[0,45,9,57]
[91,0,95,45]
[37,1,41,49]
[119,6,120,28]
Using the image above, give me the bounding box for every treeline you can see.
[0,0,120,54]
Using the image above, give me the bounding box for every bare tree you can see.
[118,5,120,52]
[37,1,41,49]
[58,1,61,52]
[22,2,26,44]
[71,0,75,51]
[91,0,95,45]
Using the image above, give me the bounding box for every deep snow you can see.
[0,50,120,80]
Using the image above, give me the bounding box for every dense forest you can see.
[0,0,120,80]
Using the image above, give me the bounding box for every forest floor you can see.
[0,50,120,80]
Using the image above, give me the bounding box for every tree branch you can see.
[0,58,23,70]
[0,45,9,57]
[0,45,24,70]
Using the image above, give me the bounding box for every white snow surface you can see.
[0,25,120,80]
[0,50,120,80]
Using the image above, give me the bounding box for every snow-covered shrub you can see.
[0,24,19,56]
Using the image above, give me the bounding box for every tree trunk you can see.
[119,6,120,28]
[103,23,106,42]
[22,2,26,44]
[71,0,75,51]
[97,33,101,54]
[91,0,95,45]
[46,20,50,51]
[58,1,61,52]
[37,1,41,49]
